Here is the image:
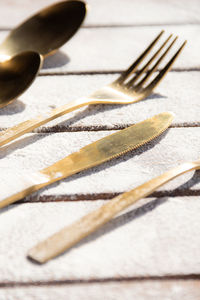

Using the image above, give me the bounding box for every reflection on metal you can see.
[0,112,173,213]
[0,1,86,108]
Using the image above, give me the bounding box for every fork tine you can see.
[115,30,164,84]
[143,41,187,93]
[134,36,178,91]
[125,34,173,88]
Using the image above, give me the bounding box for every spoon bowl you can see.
[0,0,86,108]
[0,0,86,58]
[0,51,42,108]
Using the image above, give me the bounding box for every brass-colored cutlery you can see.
[0,0,86,59]
[0,112,173,209]
[0,31,186,147]
[0,0,190,269]
[29,147,200,264]
[0,0,87,108]
[0,52,42,108]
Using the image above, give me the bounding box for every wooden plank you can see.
[1,197,200,281]
[0,128,200,198]
[0,26,199,73]
[0,71,199,130]
[0,0,198,294]
[0,0,199,28]
[1,279,200,300]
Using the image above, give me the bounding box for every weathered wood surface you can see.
[0,128,200,199]
[0,72,199,130]
[0,0,199,298]
[1,197,200,282]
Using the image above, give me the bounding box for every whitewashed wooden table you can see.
[0,0,200,299]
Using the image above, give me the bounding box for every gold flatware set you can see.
[0,1,189,263]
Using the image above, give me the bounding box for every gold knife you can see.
[0,112,173,209]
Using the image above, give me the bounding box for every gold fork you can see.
[0,31,186,147]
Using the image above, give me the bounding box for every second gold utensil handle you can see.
[28,161,199,263]
[0,98,91,147]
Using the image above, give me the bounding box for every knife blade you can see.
[0,112,174,209]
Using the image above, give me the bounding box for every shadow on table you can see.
[29,128,170,197]
[0,51,70,117]
[69,170,200,252]
[42,51,70,69]
[0,100,26,115]
[0,128,170,217]
[52,92,166,130]
[29,196,168,265]
[0,202,20,215]
[0,131,55,160]
[0,91,166,157]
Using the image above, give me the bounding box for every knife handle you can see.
[0,171,52,209]
[0,145,90,208]
[0,97,90,147]
[28,161,198,264]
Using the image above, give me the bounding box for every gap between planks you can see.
[1,274,200,288]
[39,68,200,76]
[0,123,199,134]
[0,21,200,32]
[31,123,200,132]
[19,189,200,203]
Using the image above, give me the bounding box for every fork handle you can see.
[0,97,91,147]
[28,161,199,263]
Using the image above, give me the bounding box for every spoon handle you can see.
[0,97,90,147]
[28,161,199,264]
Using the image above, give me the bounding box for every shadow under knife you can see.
[25,129,169,201]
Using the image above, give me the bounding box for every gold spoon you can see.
[0,0,87,107]
[0,51,42,108]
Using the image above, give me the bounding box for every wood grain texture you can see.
[1,279,200,300]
